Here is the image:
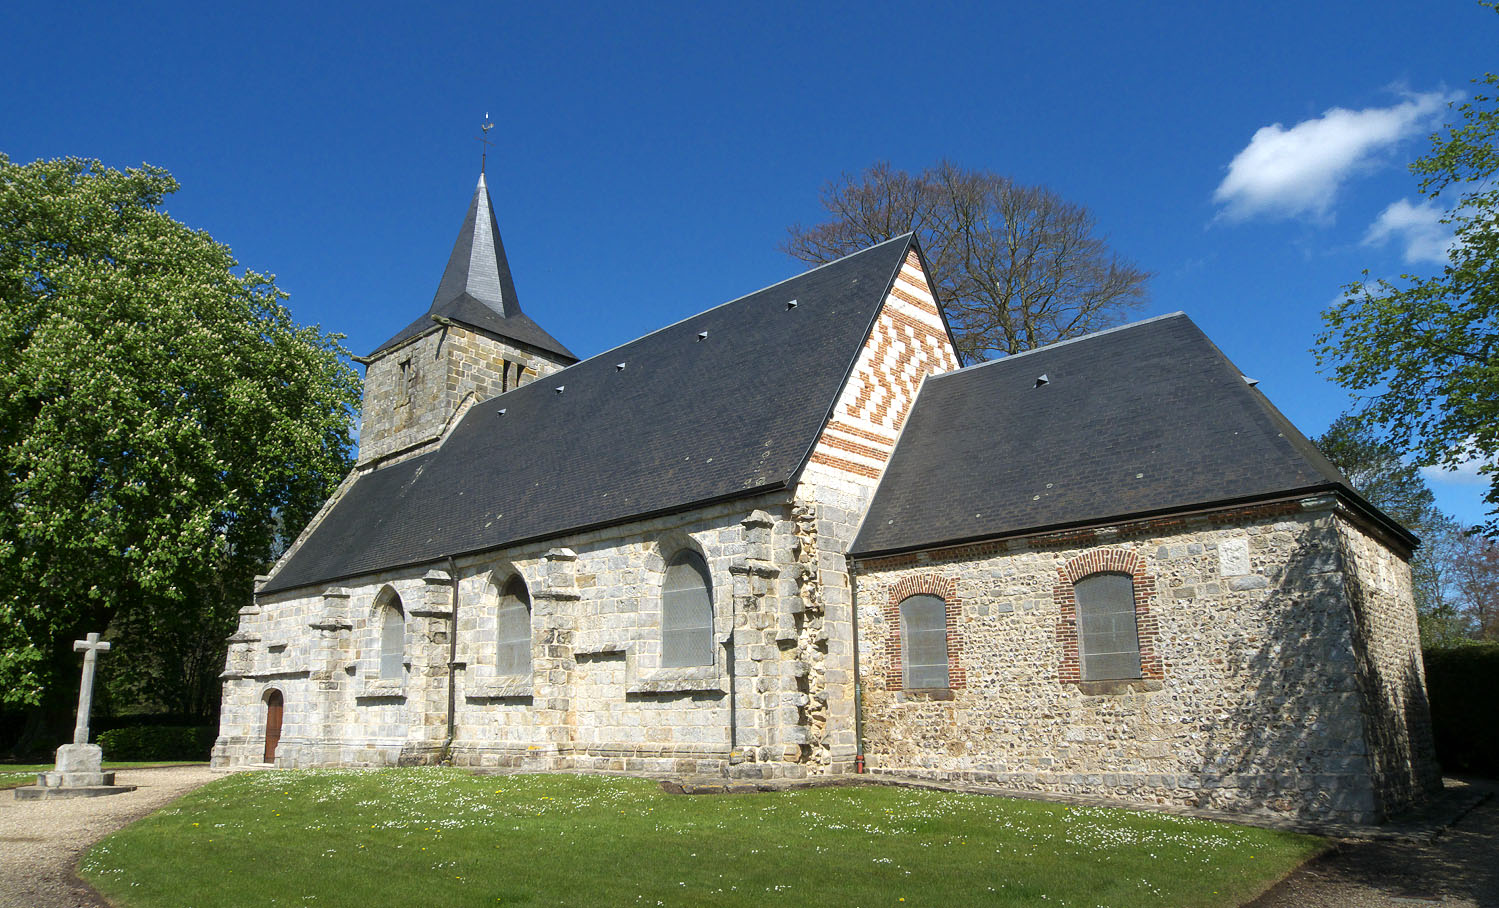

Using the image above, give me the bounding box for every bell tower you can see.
[354,173,577,466]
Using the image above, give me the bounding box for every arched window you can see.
[899,594,949,689]
[1074,572,1141,681]
[662,550,713,668]
[495,575,532,676]
[379,592,405,681]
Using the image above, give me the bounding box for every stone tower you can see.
[355,173,577,466]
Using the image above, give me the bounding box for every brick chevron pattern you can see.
[808,251,958,479]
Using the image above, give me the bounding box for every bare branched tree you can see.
[1446,531,1499,640]
[783,161,1152,362]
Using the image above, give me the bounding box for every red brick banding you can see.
[825,420,896,448]
[808,451,882,479]
[816,432,891,464]
[890,284,942,316]
[853,500,1307,572]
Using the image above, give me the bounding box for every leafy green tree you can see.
[784,161,1151,362]
[1316,53,1499,532]
[0,155,360,728]
[1314,415,1457,634]
[1315,414,1446,530]
[1315,414,1499,643]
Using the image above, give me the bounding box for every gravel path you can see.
[0,765,225,908]
[1247,783,1499,908]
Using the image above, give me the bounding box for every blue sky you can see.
[2,0,1493,524]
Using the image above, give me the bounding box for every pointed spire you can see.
[364,171,575,362]
[429,173,523,319]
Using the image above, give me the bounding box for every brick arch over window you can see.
[882,574,965,690]
[1055,549,1163,683]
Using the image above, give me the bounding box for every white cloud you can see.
[1421,441,1494,486]
[1214,91,1455,221]
[1363,197,1454,264]
[1422,460,1489,486]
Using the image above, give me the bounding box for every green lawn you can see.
[80,769,1322,908]
[0,761,205,789]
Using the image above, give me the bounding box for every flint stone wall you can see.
[214,491,842,777]
[1336,517,1443,812]
[851,501,1438,825]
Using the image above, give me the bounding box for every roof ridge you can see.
[850,310,1417,559]
[264,233,916,594]
[532,233,916,374]
[932,311,1189,378]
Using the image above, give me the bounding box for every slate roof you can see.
[263,235,919,594]
[849,313,1413,558]
[368,174,576,361]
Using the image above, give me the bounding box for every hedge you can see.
[1423,643,1499,778]
[96,725,216,762]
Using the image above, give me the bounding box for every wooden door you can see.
[263,690,284,764]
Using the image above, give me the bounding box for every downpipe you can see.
[440,554,459,764]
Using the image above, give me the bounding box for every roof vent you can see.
[554,385,565,394]
[1243,376,1260,387]
[497,408,506,416]
[697,331,709,341]
[1034,374,1049,388]
[786,300,798,310]
[616,362,627,371]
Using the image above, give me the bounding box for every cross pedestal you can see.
[14,632,137,800]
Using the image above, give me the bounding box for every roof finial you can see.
[477,112,495,174]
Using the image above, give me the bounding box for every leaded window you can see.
[900,594,950,689]
[495,576,532,676]
[662,551,713,668]
[1075,572,1142,681]
[379,595,405,680]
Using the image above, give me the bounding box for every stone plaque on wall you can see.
[1218,538,1251,577]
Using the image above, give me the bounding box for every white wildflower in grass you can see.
[75,768,1322,908]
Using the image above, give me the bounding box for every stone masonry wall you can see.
[357,324,570,466]
[851,501,1427,826]
[1335,516,1443,812]
[792,248,959,772]
[214,491,835,779]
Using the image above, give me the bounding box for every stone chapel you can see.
[213,171,1441,826]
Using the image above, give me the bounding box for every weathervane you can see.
[478,113,495,173]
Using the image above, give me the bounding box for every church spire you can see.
[428,172,523,319]
[363,166,575,363]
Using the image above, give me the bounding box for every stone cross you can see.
[14,631,135,797]
[71,633,111,746]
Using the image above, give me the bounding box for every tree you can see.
[1315,414,1446,530]
[1316,56,1499,532]
[0,155,360,729]
[1314,414,1458,633]
[1445,530,1499,640]
[783,161,1151,362]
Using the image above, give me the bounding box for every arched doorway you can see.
[263,689,284,764]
